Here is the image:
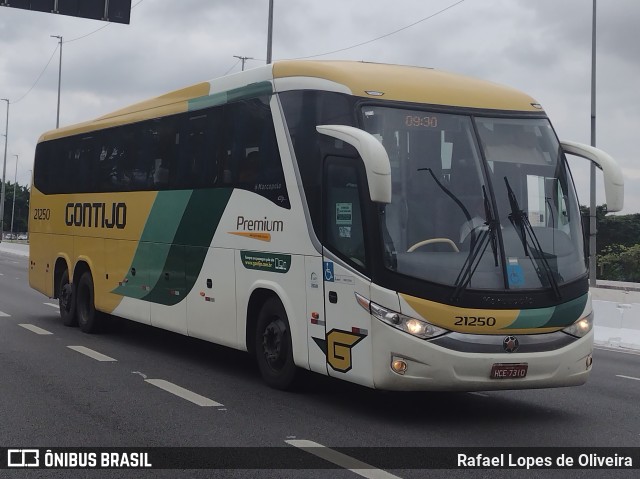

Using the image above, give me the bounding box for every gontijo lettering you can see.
[65,202,127,229]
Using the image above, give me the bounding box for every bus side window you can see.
[76,135,99,193]
[324,161,367,269]
[226,97,290,208]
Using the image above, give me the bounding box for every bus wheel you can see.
[255,297,296,390]
[76,272,102,334]
[59,269,77,327]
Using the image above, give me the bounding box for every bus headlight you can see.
[562,311,594,338]
[369,301,448,339]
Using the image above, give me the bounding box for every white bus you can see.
[29,60,624,390]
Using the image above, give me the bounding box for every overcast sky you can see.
[1,0,638,214]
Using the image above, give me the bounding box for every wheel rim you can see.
[262,318,287,371]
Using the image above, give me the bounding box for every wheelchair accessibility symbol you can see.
[507,263,524,287]
[323,261,334,282]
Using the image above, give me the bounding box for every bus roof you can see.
[38,60,542,142]
[272,60,542,112]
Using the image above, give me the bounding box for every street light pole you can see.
[233,55,254,71]
[1,98,9,242]
[51,35,63,128]
[11,154,18,238]
[266,0,273,63]
[589,0,597,286]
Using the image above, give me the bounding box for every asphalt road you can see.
[1,250,638,478]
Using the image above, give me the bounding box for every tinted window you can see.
[33,96,289,208]
[324,160,367,269]
[279,91,357,234]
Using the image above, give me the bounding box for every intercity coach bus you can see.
[29,61,624,391]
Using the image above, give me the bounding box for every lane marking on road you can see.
[44,302,60,309]
[19,323,53,335]
[468,392,489,397]
[67,345,117,362]
[285,439,402,479]
[0,311,10,317]
[145,379,223,407]
[616,375,640,382]
[595,345,640,357]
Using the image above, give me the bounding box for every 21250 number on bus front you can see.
[454,316,497,327]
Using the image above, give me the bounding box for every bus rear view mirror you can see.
[317,125,392,204]
[561,141,625,212]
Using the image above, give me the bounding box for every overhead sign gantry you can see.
[1,0,131,24]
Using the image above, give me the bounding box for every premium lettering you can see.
[65,202,127,229]
[236,216,283,232]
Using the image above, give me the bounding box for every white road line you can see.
[286,440,402,479]
[145,379,223,407]
[44,302,60,309]
[616,374,640,382]
[0,311,10,317]
[595,345,640,357]
[67,346,117,362]
[19,324,53,335]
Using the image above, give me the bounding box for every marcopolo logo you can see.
[65,202,127,229]
[229,216,283,242]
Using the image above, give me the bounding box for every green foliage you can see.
[1,181,29,235]
[598,244,640,282]
[582,204,640,282]
[598,214,640,253]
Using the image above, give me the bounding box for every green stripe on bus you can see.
[544,294,588,327]
[507,306,556,329]
[188,81,273,111]
[507,293,588,330]
[142,188,233,306]
[142,190,192,242]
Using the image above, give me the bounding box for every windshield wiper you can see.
[451,187,499,303]
[418,168,472,225]
[504,177,562,300]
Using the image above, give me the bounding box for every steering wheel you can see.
[407,238,460,253]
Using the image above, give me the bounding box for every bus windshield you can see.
[361,106,586,293]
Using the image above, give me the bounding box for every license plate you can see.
[490,363,528,379]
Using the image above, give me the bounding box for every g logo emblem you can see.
[313,329,366,373]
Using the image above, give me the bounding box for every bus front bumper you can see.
[371,319,593,391]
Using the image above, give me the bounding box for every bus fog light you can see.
[586,354,593,369]
[391,358,408,375]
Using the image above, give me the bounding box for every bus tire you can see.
[255,297,296,390]
[76,271,102,334]
[59,269,77,327]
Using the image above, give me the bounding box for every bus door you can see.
[321,157,374,387]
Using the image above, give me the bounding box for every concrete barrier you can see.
[0,242,29,257]
[592,281,640,351]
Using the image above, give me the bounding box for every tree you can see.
[1,181,30,235]
[582,204,640,282]
[598,244,640,282]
